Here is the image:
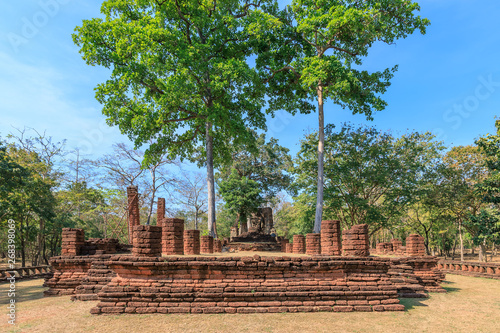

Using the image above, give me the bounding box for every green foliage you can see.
[218,169,263,227]
[465,209,500,246]
[293,123,444,233]
[73,0,280,166]
[217,131,294,203]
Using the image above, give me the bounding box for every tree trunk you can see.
[458,220,464,262]
[195,209,199,230]
[452,230,458,260]
[313,83,324,234]
[206,122,217,238]
[479,238,487,262]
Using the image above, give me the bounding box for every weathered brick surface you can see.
[184,230,201,255]
[80,238,119,255]
[406,234,426,256]
[72,255,117,301]
[162,218,184,255]
[293,235,305,254]
[342,224,369,257]
[306,233,321,255]
[43,256,94,296]
[214,239,223,253]
[376,242,393,254]
[438,260,500,280]
[61,228,85,256]
[200,236,214,254]
[285,243,293,253]
[157,198,166,227]
[280,238,289,253]
[132,225,162,257]
[391,239,403,253]
[91,256,405,315]
[127,186,140,244]
[321,220,342,255]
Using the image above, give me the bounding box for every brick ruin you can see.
[44,186,448,315]
[342,224,370,256]
[321,220,342,255]
[438,260,500,280]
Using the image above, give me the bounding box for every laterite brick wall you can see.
[91,256,405,315]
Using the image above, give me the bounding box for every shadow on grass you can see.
[0,280,46,304]
[399,298,429,310]
[441,280,461,293]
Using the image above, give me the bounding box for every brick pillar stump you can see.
[214,239,222,253]
[157,198,166,227]
[285,243,293,253]
[162,218,184,255]
[342,224,370,257]
[293,235,306,254]
[132,225,162,257]
[306,233,321,255]
[321,220,342,255]
[184,230,200,255]
[280,238,289,253]
[406,234,426,256]
[61,228,85,256]
[127,186,140,244]
[200,235,214,254]
[391,239,402,253]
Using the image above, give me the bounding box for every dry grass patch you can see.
[1,274,499,333]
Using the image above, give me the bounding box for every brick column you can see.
[285,243,293,253]
[293,235,305,254]
[321,220,342,255]
[200,235,214,254]
[214,239,222,253]
[406,234,425,256]
[127,186,140,244]
[162,218,184,255]
[183,230,200,255]
[342,224,369,257]
[132,225,161,257]
[391,239,402,253]
[157,198,165,227]
[61,228,85,256]
[306,233,321,255]
[280,238,289,253]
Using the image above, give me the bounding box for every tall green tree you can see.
[293,123,443,235]
[73,0,280,237]
[217,131,293,204]
[264,0,430,233]
[218,169,263,232]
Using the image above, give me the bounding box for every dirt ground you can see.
[1,273,499,333]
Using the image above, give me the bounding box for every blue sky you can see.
[1,0,500,162]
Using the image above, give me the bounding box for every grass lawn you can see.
[1,274,499,333]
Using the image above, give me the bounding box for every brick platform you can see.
[306,233,321,255]
[91,256,406,315]
[162,218,184,255]
[184,230,201,255]
[321,220,341,255]
[342,224,369,257]
[72,255,116,301]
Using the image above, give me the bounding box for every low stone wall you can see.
[80,238,119,255]
[72,255,117,301]
[438,260,500,280]
[91,255,405,315]
[43,256,95,296]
